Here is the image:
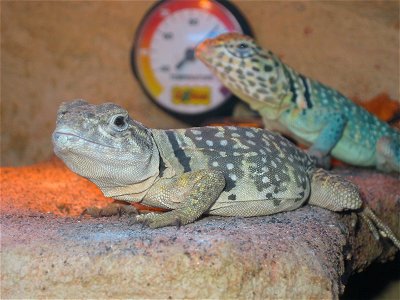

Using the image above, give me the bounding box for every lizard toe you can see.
[135,211,185,228]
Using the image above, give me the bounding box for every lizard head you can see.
[52,100,160,197]
[196,32,289,110]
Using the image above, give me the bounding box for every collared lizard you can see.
[195,33,400,173]
[52,100,399,249]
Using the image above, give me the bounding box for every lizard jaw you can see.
[53,130,117,151]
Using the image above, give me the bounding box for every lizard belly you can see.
[208,198,305,217]
[208,160,310,218]
[208,177,308,217]
[288,126,376,166]
[330,137,376,166]
[279,110,377,166]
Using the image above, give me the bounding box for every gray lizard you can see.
[52,100,399,249]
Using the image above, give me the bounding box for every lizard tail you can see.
[360,206,400,250]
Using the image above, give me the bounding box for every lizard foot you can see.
[360,207,400,249]
[359,211,380,240]
[136,211,183,229]
[82,202,138,218]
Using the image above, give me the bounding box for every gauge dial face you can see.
[133,0,247,115]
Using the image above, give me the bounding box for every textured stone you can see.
[1,159,399,298]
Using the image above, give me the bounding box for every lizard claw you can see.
[81,206,102,218]
[82,203,139,218]
[174,217,182,229]
[136,212,183,229]
[136,212,157,228]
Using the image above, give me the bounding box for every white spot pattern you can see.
[215,132,224,138]
[262,177,269,183]
[229,174,237,181]
[245,131,255,138]
[192,130,201,135]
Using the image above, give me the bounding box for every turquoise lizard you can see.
[195,33,400,173]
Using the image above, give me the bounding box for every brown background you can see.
[1,1,399,166]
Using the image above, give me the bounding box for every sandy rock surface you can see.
[1,158,399,298]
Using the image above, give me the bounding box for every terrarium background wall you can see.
[1,1,399,166]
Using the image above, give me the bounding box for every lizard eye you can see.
[111,115,128,131]
[226,41,254,59]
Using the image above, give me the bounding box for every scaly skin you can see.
[195,33,400,173]
[52,100,399,249]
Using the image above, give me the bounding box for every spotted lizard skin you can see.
[52,100,399,248]
[196,33,400,173]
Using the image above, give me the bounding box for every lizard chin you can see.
[52,127,161,198]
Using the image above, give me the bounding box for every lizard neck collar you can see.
[257,93,293,120]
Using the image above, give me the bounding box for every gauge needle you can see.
[175,48,196,70]
[201,24,220,41]
[175,25,220,70]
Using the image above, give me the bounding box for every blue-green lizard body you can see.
[196,33,399,173]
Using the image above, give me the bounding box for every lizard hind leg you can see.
[376,136,400,173]
[308,168,363,212]
[308,168,400,249]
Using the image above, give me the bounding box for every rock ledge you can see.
[1,160,399,298]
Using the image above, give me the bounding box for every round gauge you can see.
[131,0,253,123]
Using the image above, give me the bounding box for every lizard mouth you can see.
[195,39,216,63]
[53,131,117,149]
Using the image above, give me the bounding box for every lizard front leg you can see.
[136,170,225,228]
[308,113,348,169]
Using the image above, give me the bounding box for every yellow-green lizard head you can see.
[196,32,290,110]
